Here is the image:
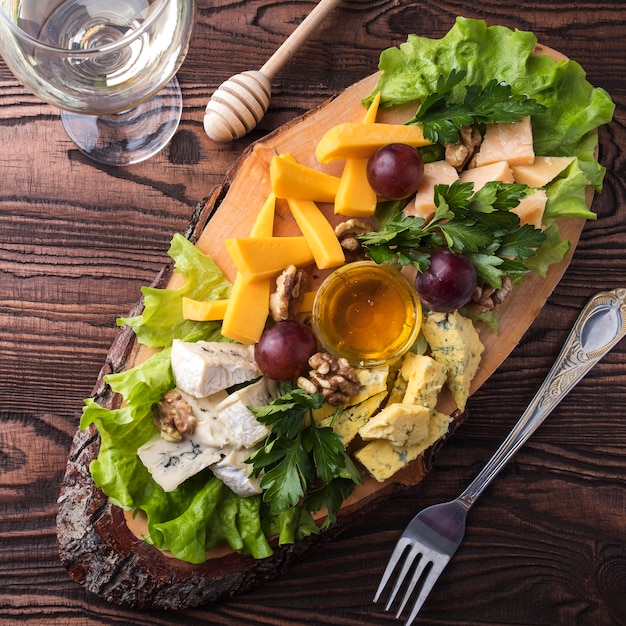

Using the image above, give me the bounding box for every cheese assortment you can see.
[138,372,279,495]
[144,306,485,488]
[68,20,614,592]
[171,86,574,487]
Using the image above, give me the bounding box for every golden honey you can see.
[312,261,422,367]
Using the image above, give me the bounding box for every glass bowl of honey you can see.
[311,261,422,367]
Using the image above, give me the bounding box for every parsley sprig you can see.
[357,180,547,288]
[407,69,546,144]
[247,389,361,528]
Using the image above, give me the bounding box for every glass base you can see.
[61,77,183,166]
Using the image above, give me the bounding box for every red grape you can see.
[416,250,477,312]
[366,143,424,200]
[254,320,318,381]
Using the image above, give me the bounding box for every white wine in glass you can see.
[0,0,196,165]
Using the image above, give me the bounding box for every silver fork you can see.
[374,288,626,625]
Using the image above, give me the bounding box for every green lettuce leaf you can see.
[544,159,596,221]
[82,19,615,566]
[118,233,232,349]
[80,236,319,564]
[524,223,571,278]
[367,16,614,217]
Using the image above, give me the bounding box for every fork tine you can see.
[384,544,421,611]
[394,553,431,617]
[402,558,450,626]
[373,537,412,603]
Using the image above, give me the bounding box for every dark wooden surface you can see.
[1,1,625,624]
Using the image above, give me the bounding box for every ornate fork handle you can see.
[458,288,626,509]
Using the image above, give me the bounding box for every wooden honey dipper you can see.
[203,0,342,142]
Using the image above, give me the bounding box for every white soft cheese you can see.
[137,433,224,493]
[177,388,231,447]
[138,378,277,494]
[170,339,261,397]
[214,377,278,448]
[210,447,263,496]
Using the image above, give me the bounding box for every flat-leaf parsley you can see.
[248,389,361,528]
[407,69,546,144]
[357,180,547,288]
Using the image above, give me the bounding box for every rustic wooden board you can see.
[56,47,590,610]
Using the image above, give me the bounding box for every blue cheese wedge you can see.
[215,377,277,448]
[387,369,408,405]
[421,311,484,411]
[210,447,263,496]
[317,390,388,445]
[400,353,447,409]
[311,366,389,429]
[170,339,261,398]
[347,365,389,406]
[358,403,432,447]
[137,433,224,493]
[138,378,277,494]
[355,410,452,482]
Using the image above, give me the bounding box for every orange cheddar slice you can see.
[270,153,340,202]
[182,297,229,321]
[225,236,315,282]
[286,198,345,269]
[221,277,271,343]
[316,122,431,163]
[220,192,277,343]
[249,191,277,237]
[334,92,381,217]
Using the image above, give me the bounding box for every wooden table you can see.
[2,2,625,624]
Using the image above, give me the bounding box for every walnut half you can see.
[466,275,513,314]
[152,389,197,442]
[334,219,373,262]
[297,351,361,406]
[445,125,482,171]
[270,265,305,321]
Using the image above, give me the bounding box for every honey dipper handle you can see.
[260,0,342,80]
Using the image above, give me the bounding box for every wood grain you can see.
[2,1,626,624]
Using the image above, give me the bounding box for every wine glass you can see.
[0,0,196,166]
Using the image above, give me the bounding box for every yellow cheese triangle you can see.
[225,236,315,282]
[316,122,431,163]
[286,198,345,269]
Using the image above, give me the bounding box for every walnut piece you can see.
[445,125,482,171]
[297,351,361,406]
[466,275,513,314]
[269,265,305,321]
[152,389,197,442]
[334,219,373,261]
